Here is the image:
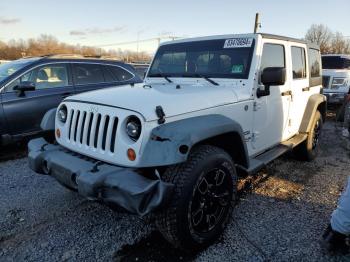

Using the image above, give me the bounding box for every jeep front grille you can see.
[67,109,119,153]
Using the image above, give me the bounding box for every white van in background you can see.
[322,54,350,104]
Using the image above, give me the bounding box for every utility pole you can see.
[254,13,261,33]
[136,30,142,60]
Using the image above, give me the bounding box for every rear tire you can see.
[294,110,323,161]
[156,145,237,250]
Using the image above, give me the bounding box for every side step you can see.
[242,133,308,175]
[281,133,307,148]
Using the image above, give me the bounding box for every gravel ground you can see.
[1,119,350,261]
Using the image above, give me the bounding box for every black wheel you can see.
[294,110,323,161]
[156,145,237,250]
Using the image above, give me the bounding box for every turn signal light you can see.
[56,128,61,138]
[127,148,136,161]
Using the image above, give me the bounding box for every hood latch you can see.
[156,106,166,124]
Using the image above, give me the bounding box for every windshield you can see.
[0,58,38,82]
[148,38,255,79]
[322,56,350,70]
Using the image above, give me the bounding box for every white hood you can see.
[67,82,240,121]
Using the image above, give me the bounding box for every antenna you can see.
[254,13,261,33]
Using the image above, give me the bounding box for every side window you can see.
[291,46,307,79]
[5,70,35,92]
[35,64,69,90]
[73,64,104,85]
[102,65,115,82]
[260,43,285,72]
[108,66,134,81]
[308,48,321,78]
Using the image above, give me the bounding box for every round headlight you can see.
[126,116,141,141]
[58,105,68,123]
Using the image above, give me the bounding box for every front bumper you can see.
[28,138,174,216]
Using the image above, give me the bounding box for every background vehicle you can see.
[29,33,326,250]
[322,54,350,104]
[0,60,11,64]
[127,62,150,79]
[0,55,142,145]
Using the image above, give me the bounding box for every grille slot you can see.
[110,118,119,153]
[79,112,87,144]
[68,109,74,140]
[73,111,80,142]
[94,114,102,148]
[102,116,110,151]
[66,108,119,153]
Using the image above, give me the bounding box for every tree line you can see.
[0,34,152,62]
[305,24,350,54]
[0,24,349,61]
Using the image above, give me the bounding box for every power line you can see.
[94,36,182,48]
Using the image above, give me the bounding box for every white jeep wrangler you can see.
[29,33,326,250]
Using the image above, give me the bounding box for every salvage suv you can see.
[28,33,326,250]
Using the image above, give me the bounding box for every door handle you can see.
[302,87,310,92]
[281,90,292,96]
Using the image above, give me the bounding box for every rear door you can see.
[287,44,309,135]
[72,63,110,94]
[2,63,74,135]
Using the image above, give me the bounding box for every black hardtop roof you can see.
[260,33,320,50]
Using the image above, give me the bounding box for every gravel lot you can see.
[1,119,350,262]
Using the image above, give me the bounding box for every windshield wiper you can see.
[193,74,219,86]
[148,73,173,83]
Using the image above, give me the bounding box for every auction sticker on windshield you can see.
[224,38,253,48]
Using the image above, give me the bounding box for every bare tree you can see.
[331,32,350,54]
[305,24,333,54]
[0,35,152,62]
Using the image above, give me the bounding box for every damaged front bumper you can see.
[28,138,174,216]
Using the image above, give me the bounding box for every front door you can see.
[2,63,74,136]
[251,40,291,154]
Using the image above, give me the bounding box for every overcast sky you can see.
[0,0,349,53]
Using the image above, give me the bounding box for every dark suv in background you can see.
[0,55,142,145]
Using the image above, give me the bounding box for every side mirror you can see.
[257,67,286,98]
[13,81,36,97]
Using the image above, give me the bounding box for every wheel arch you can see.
[299,94,327,133]
[40,108,57,131]
[140,114,250,168]
[193,132,249,169]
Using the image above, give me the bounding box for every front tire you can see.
[156,145,237,250]
[294,110,323,161]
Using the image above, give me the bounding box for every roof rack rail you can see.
[45,54,85,58]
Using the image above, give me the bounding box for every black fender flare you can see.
[139,114,249,167]
[299,94,327,133]
[40,108,57,131]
